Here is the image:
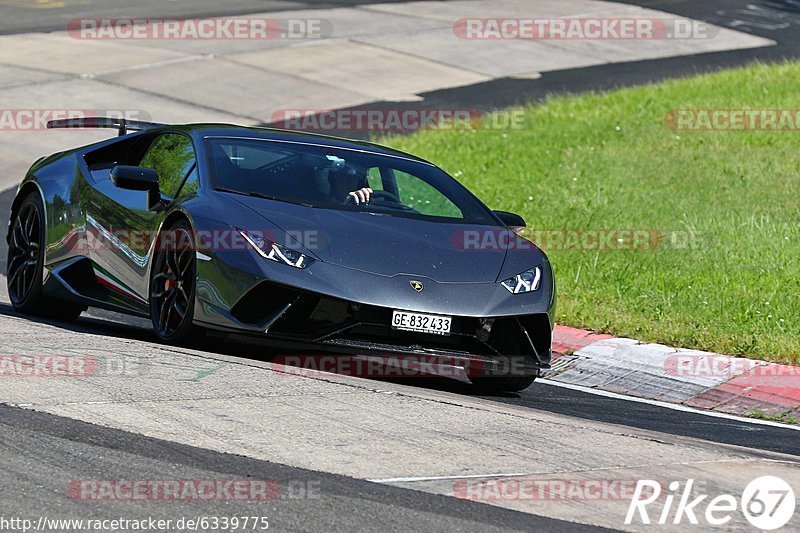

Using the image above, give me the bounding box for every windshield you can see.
[205,137,499,225]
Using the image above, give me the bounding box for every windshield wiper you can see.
[362,202,417,213]
[215,187,274,200]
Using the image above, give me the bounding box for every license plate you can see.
[391,310,452,336]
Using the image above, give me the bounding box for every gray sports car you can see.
[6,117,555,392]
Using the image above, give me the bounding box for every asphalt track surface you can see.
[1,403,604,533]
[1,1,799,531]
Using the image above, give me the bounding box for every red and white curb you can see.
[547,325,800,421]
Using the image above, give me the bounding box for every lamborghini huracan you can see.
[6,117,555,392]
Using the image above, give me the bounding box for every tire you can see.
[470,375,536,393]
[7,192,84,321]
[150,219,196,344]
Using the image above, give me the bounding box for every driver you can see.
[328,166,373,205]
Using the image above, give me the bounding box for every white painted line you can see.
[540,378,800,431]
[82,55,205,78]
[369,472,530,484]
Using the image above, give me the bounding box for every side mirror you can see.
[492,210,526,228]
[110,165,162,211]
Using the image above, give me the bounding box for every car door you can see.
[86,132,197,309]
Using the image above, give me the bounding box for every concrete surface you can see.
[0,33,191,75]
[0,64,64,89]
[354,28,604,77]
[98,56,375,121]
[227,40,489,101]
[0,0,774,189]
[119,7,448,55]
[0,78,249,186]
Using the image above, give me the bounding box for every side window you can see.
[366,167,383,190]
[180,166,200,197]
[393,171,463,218]
[139,133,196,198]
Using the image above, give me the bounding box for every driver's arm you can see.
[347,187,373,205]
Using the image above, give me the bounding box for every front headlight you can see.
[239,230,314,269]
[501,265,542,294]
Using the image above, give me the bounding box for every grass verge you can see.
[383,61,800,363]
[747,411,799,425]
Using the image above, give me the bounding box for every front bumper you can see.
[194,248,555,371]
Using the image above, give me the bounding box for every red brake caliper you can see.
[165,261,175,291]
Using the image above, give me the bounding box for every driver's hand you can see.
[348,187,373,205]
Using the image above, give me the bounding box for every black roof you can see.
[170,123,434,166]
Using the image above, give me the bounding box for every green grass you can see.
[747,411,799,425]
[381,61,800,364]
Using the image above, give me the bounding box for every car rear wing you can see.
[47,117,165,136]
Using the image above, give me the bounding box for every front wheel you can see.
[150,220,196,344]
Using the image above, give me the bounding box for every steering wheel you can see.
[370,190,401,203]
[342,190,401,205]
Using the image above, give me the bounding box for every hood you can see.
[227,194,515,283]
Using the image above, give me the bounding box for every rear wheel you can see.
[150,220,196,344]
[7,192,84,321]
